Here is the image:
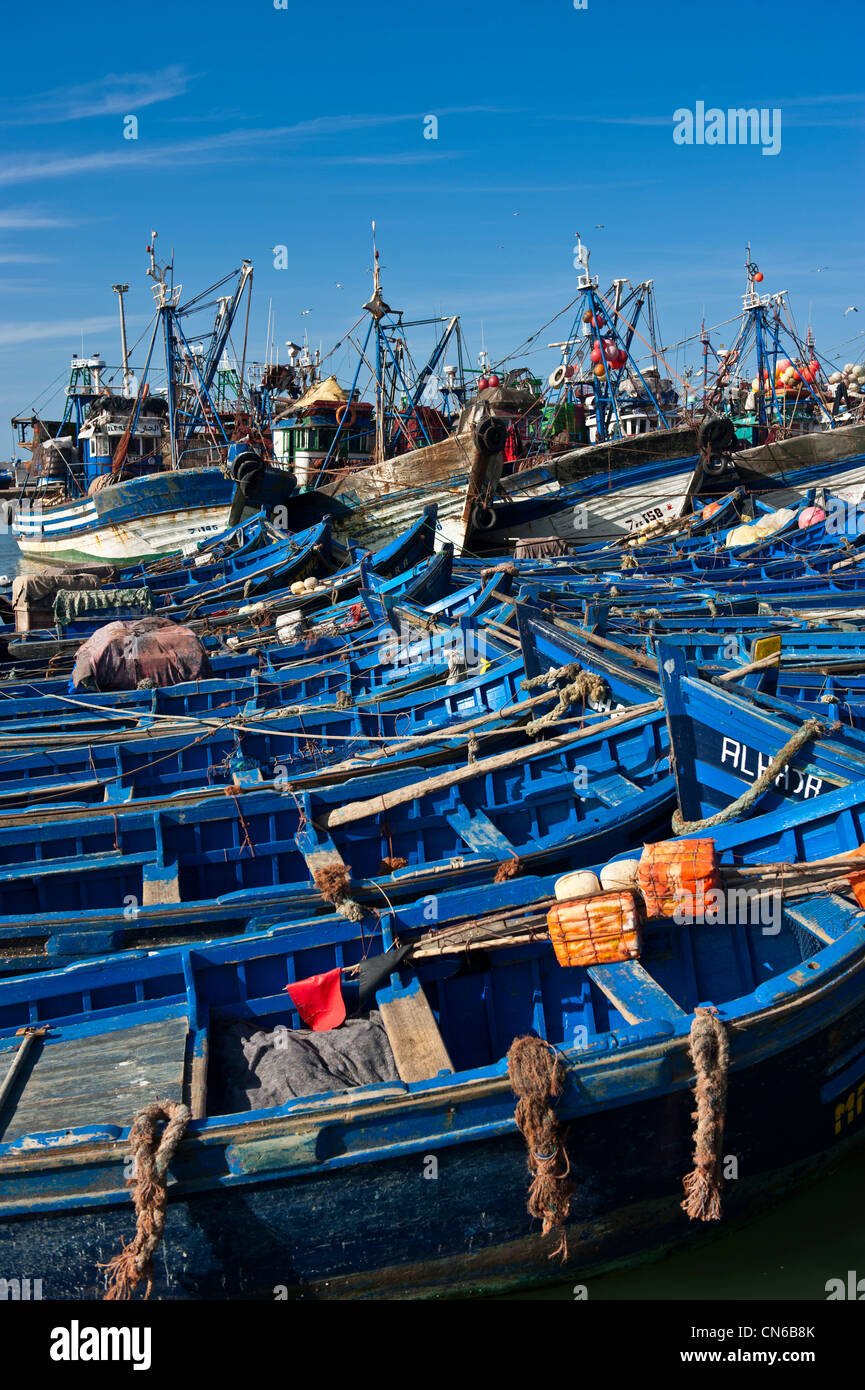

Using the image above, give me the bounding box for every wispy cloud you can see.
[0,206,75,229]
[0,66,192,125]
[0,315,122,347]
[319,151,463,166]
[0,253,55,264]
[0,108,492,188]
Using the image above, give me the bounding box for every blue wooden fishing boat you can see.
[656,643,865,826]
[0,697,672,971]
[3,775,865,1297]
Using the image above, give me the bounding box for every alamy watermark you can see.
[673,102,781,157]
[673,886,781,935]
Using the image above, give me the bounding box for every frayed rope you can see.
[681,1008,729,1222]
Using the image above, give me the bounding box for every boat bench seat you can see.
[0,1015,188,1144]
[376,976,454,1084]
[782,892,862,945]
[445,803,516,858]
[588,961,687,1026]
[579,772,642,808]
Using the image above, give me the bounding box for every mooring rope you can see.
[507,1035,574,1260]
[101,1100,191,1300]
[671,717,826,833]
[681,1009,729,1222]
[312,865,366,921]
[524,672,609,737]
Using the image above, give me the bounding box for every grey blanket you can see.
[211,1013,399,1113]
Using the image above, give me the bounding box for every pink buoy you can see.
[798,505,826,529]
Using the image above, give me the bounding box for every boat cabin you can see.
[271,375,374,489]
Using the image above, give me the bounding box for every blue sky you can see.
[1,0,863,453]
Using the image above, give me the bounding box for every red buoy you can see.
[487,374,500,388]
[478,377,489,391]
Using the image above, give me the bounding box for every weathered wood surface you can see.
[0,1016,188,1142]
[379,980,454,1083]
[325,433,476,504]
[734,420,865,479]
[325,698,662,829]
[588,961,686,1025]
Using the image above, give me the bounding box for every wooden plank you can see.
[294,791,350,876]
[0,1016,188,1142]
[585,772,642,808]
[142,859,181,905]
[325,698,662,829]
[588,961,686,1025]
[444,803,516,857]
[187,1031,209,1121]
[378,978,454,1083]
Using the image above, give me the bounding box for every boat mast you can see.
[112,284,133,396]
[147,231,181,468]
[369,222,386,463]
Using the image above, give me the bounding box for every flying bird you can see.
[844,306,859,315]
[300,308,312,316]
[816,266,828,273]
[595,224,605,229]
[335,282,343,289]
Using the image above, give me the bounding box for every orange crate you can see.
[546,890,642,968]
[637,838,721,919]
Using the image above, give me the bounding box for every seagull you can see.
[844,306,859,315]
[335,282,343,289]
[300,308,312,316]
[513,211,519,216]
[816,266,828,273]
[595,224,605,229]
[497,244,505,249]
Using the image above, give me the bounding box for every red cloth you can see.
[285,968,346,1031]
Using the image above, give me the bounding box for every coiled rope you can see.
[671,717,826,833]
[101,1100,191,1300]
[681,1009,729,1222]
[520,663,608,737]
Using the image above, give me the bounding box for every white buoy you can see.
[554,869,601,901]
[276,609,302,628]
[600,858,640,891]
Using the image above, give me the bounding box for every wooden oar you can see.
[325,697,663,828]
[0,1026,50,1115]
